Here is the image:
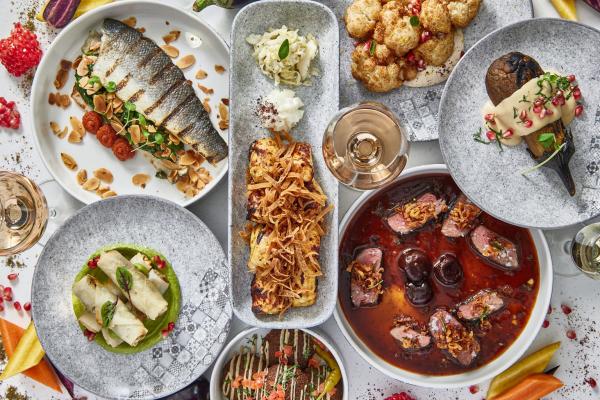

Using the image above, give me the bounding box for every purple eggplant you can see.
[43,0,82,29]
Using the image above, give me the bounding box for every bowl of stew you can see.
[334,164,552,388]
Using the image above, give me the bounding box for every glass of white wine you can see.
[322,102,409,190]
[544,220,600,279]
[0,171,49,256]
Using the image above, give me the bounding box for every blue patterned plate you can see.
[31,195,231,399]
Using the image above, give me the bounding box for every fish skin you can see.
[92,18,228,163]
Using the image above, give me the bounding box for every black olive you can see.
[405,281,433,306]
[433,253,463,287]
[398,248,431,283]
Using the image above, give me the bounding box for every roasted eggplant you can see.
[485,52,576,196]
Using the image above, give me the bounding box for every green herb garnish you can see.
[472,127,490,145]
[278,39,290,60]
[88,75,101,85]
[537,132,559,151]
[513,106,518,119]
[101,300,117,327]
[369,40,376,56]
[105,81,117,92]
[156,170,167,179]
[409,15,420,26]
[116,266,133,304]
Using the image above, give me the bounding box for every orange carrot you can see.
[493,374,563,400]
[0,319,62,392]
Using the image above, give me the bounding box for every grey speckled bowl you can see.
[322,0,533,141]
[439,18,600,230]
[32,196,231,400]
[229,0,339,328]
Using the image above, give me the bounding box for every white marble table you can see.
[1,0,600,399]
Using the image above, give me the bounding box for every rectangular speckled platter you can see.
[228,0,339,328]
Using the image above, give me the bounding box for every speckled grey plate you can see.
[439,18,600,230]
[31,196,232,400]
[229,0,339,328]
[321,0,533,141]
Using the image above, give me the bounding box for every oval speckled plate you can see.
[438,18,600,229]
[31,196,231,400]
[322,0,533,141]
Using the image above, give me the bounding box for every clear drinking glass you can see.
[0,171,49,256]
[322,102,409,190]
[544,220,600,279]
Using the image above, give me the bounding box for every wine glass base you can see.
[544,226,583,278]
[37,180,83,247]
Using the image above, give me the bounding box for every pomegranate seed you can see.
[552,97,561,106]
[484,113,495,123]
[534,99,543,107]
[87,332,96,341]
[573,87,582,100]
[561,304,572,315]
[7,273,18,281]
[539,109,547,119]
[416,58,426,71]
[524,119,533,128]
[502,129,514,138]
[567,330,577,340]
[406,51,416,63]
[469,385,479,394]
[420,31,432,44]
[3,287,13,301]
[87,257,99,269]
[168,322,175,331]
[363,40,371,51]
[556,90,563,97]
[486,131,496,141]
[546,108,554,116]
[575,104,584,117]
[548,305,553,314]
[519,110,527,121]
[161,329,169,337]
[23,302,31,311]
[542,320,550,328]
[568,74,576,82]
[585,377,597,388]
[533,105,542,114]
[13,301,21,311]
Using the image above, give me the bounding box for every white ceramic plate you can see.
[31,0,229,207]
[210,327,349,400]
[334,164,553,388]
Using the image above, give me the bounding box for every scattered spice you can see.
[3,386,30,400]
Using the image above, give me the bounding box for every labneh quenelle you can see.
[257,89,305,132]
[71,244,181,353]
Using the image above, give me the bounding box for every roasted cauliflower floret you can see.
[375,2,421,56]
[420,0,452,34]
[344,0,383,39]
[351,45,417,92]
[414,30,455,66]
[447,0,481,28]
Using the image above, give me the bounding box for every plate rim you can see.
[31,194,232,399]
[333,164,553,388]
[438,17,600,230]
[30,0,230,208]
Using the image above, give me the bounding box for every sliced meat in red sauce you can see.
[441,193,482,238]
[348,247,384,308]
[390,314,432,351]
[386,192,448,235]
[470,225,519,271]
[456,289,505,321]
[429,309,480,367]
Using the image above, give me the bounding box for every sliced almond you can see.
[101,190,117,199]
[176,178,190,194]
[54,68,68,90]
[178,150,197,166]
[94,168,114,184]
[175,54,195,70]
[72,55,82,71]
[60,152,77,170]
[93,95,107,114]
[132,173,150,188]
[168,133,180,145]
[77,169,87,186]
[163,30,181,44]
[195,69,208,80]
[60,59,73,71]
[129,124,143,144]
[48,93,57,105]
[96,186,110,196]
[147,125,157,133]
[218,102,229,130]
[68,130,82,143]
[110,119,124,134]
[197,84,214,95]
[184,186,199,198]
[58,94,71,108]
[58,127,68,139]
[137,27,146,34]
[82,177,100,191]
[214,65,226,74]
[221,98,230,106]
[161,45,179,58]
[50,121,61,135]
[70,116,85,138]
[202,98,211,114]
[121,16,137,27]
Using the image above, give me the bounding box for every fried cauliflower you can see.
[447,0,481,28]
[414,30,455,66]
[374,1,421,56]
[351,45,417,92]
[420,0,452,34]
[345,0,383,39]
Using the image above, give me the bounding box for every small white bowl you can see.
[211,327,349,400]
[334,164,553,388]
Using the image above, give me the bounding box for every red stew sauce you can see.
[339,174,540,375]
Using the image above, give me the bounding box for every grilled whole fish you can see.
[91,18,228,164]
